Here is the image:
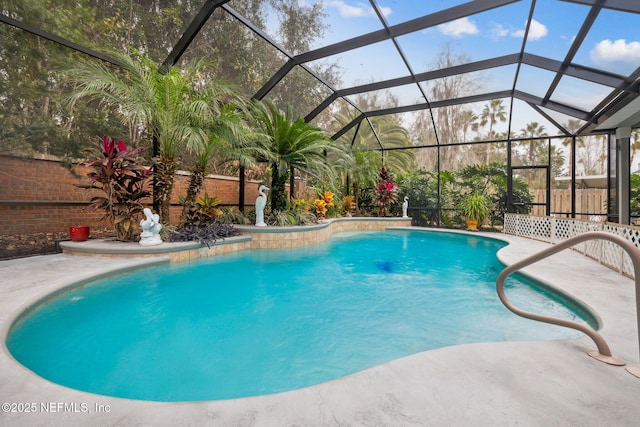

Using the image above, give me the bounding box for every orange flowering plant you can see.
[314,199,327,217]
[314,191,335,218]
[342,195,356,215]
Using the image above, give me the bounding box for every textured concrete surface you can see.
[1,230,639,426]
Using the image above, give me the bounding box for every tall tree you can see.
[179,101,265,227]
[460,109,479,143]
[332,91,415,174]
[0,0,211,157]
[480,99,507,139]
[67,49,237,224]
[561,119,583,179]
[333,142,382,213]
[250,99,336,212]
[417,45,484,170]
[480,99,507,164]
[519,122,547,184]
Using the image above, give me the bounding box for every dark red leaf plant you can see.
[80,136,152,241]
[372,165,399,217]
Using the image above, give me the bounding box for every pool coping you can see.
[58,217,412,262]
[2,228,640,426]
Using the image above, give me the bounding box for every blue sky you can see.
[316,0,640,77]
[295,0,640,134]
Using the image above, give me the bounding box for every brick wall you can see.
[0,155,305,236]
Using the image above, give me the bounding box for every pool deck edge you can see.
[59,217,412,261]
[1,231,640,426]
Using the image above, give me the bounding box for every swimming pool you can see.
[7,230,594,401]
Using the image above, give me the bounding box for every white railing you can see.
[503,214,640,278]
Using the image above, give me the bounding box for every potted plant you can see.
[458,193,492,231]
[79,136,152,241]
[69,225,90,242]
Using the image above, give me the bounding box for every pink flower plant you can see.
[372,165,399,217]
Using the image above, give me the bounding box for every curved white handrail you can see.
[496,231,640,377]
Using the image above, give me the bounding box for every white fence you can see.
[503,214,640,278]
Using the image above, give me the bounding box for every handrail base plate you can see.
[587,350,626,366]
[625,366,640,378]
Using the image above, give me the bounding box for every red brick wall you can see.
[0,155,305,236]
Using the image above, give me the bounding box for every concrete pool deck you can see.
[1,229,639,426]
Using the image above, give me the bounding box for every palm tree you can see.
[250,99,336,212]
[460,109,479,143]
[561,119,584,179]
[366,116,415,174]
[520,122,547,185]
[480,99,507,139]
[330,107,414,207]
[480,99,507,164]
[67,49,237,224]
[178,102,263,226]
[333,142,382,213]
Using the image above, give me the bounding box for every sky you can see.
[288,0,640,136]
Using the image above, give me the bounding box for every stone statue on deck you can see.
[139,208,163,246]
[255,185,269,227]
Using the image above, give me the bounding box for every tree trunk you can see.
[154,157,177,225]
[270,162,288,212]
[179,166,205,227]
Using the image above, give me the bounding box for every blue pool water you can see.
[7,230,593,401]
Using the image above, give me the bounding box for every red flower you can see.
[116,140,127,152]
[101,135,115,156]
[101,136,128,156]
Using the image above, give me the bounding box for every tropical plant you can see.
[342,195,356,215]
[168,222,240,248]
[456,162,533,226]
[265,201,316,226]
[181,193,223,225]
[491,175,533,224]
[458,193,493,228]
[179,101,259,226]
[372,165,399,217]
[395,170,439,225]
[333,143,382,214]
[80,136,151,241]
[314,191,335,218]
[67,49,237,224]
[216,206,249,225]
[250,99,336,212]
[314,199,328,218]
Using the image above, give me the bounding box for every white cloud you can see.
[377,6,392,17]
[590,39,640,64]
[437,17,478,37]
[526,19,548,40]
[325,1,391,18]
[489,23,509,38]
[512,19,547,41]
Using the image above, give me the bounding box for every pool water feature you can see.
[7,230,594,401]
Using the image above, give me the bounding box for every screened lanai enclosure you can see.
[2,0,640,237]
